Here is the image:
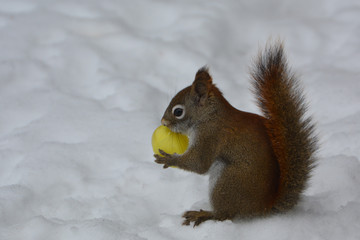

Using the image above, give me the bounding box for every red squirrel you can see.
[154,42,318,227]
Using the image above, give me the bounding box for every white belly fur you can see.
[208,160,226,200]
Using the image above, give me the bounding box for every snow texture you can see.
[1,0,360,239]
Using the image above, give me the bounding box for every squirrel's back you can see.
[251,42,318,212]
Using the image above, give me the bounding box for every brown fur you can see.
[154,42,318,226]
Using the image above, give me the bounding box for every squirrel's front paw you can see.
[154,149,177,168]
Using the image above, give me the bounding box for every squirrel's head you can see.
[161,67,224,134]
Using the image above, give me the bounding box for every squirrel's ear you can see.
[191,67,213,106]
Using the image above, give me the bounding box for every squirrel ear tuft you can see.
[191,67,213,106]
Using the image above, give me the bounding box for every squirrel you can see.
[154,42,318,227]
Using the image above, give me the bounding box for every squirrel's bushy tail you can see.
[251,42,318,212]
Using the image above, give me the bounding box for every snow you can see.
[0,0,360,239]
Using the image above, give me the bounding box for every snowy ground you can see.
[1,0,360,239]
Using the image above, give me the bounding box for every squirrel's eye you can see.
[172,104,185,119]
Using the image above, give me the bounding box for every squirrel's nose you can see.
[161,118,170,126]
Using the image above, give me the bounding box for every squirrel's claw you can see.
[154,154,169,168]
[182,210,214,227]
[158,149,171,157]
[154,149,174,168]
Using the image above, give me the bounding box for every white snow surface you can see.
[1,0,360,239]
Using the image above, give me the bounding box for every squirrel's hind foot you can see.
[182,209,215,227]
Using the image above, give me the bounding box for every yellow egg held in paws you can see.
[152,125,189,157]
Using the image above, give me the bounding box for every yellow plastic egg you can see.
[152,125,189,156]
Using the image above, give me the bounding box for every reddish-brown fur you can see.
[154,42,318,226]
